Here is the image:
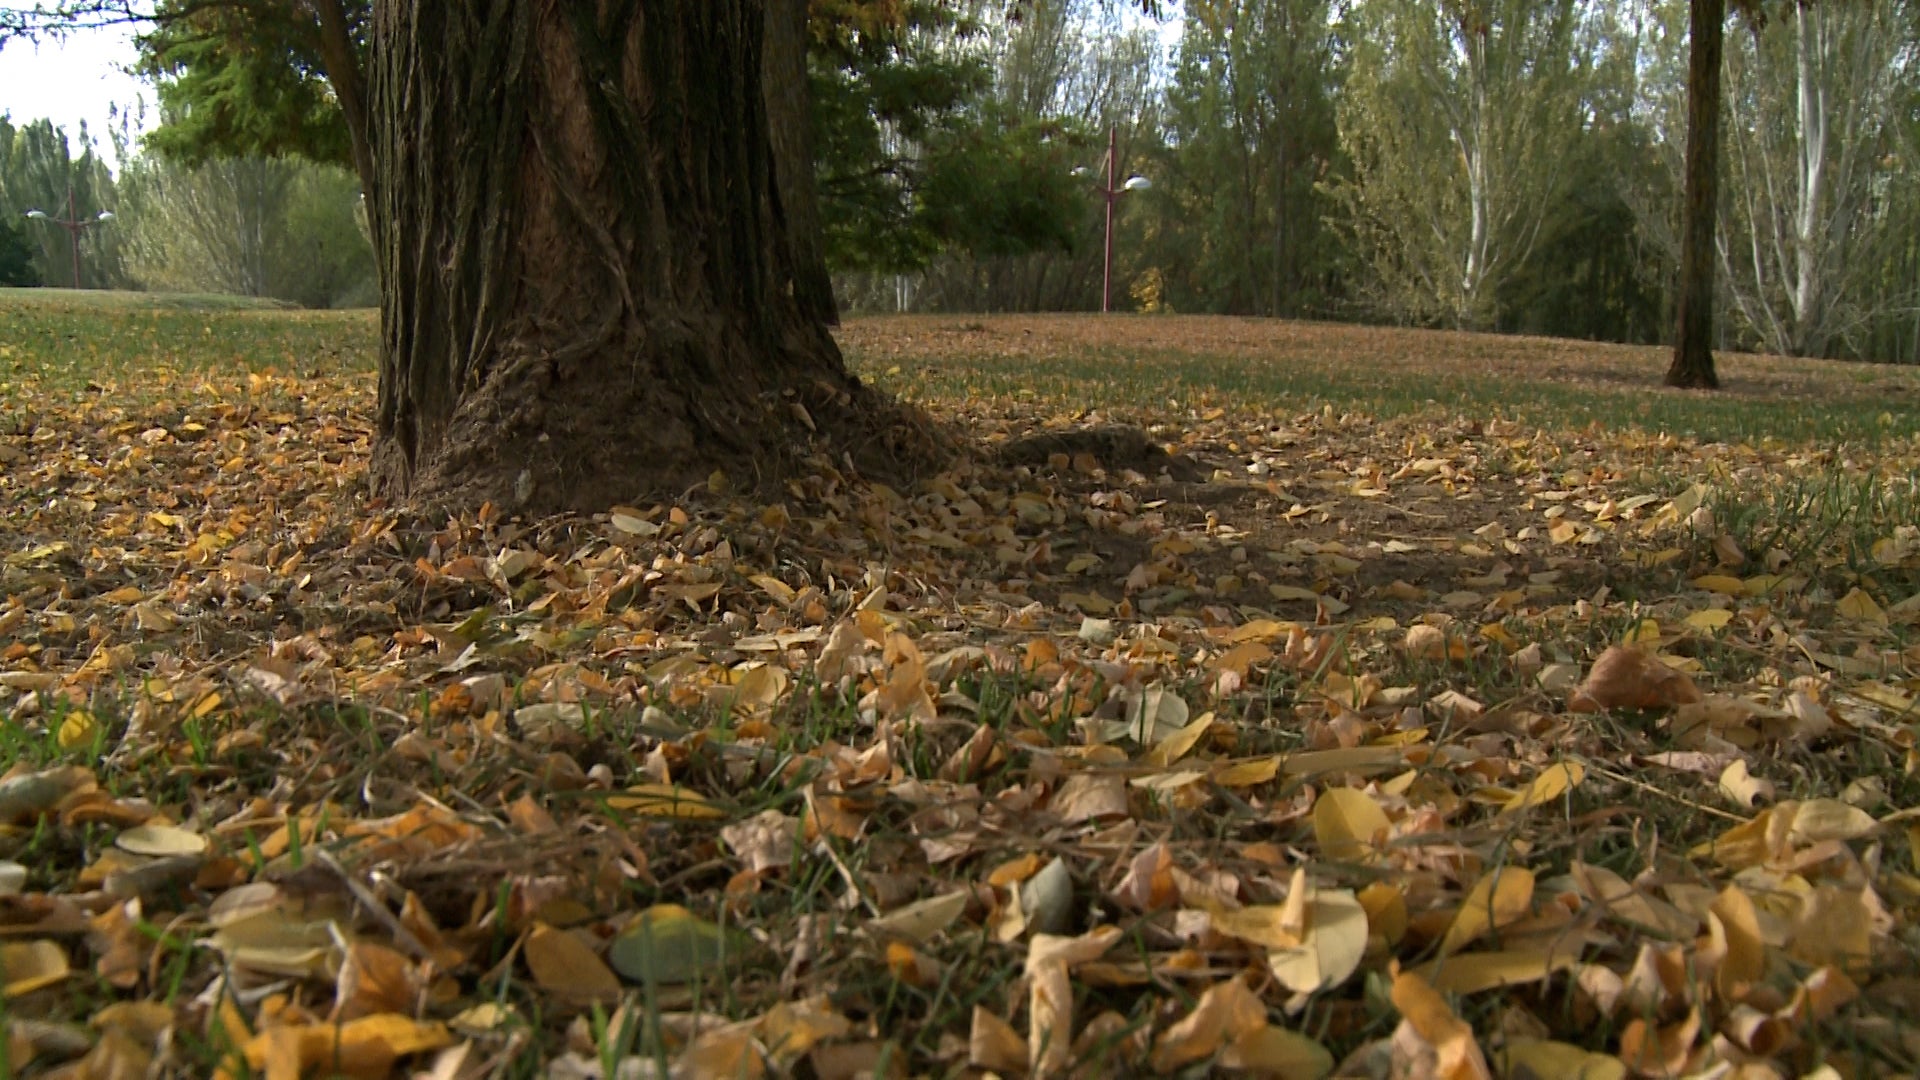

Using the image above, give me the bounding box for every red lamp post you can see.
[1092,125,1150,313]
[24,186,115,290]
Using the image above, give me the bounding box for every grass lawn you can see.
[2,292,1918,1077]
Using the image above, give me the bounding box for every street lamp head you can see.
[24,209,48,220]
[95,211,115,222]
[1123,175,1152,192]
[1070,165,1090,179]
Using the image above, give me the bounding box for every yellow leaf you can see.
[609,510,660,536]
[1788,799,1878,844]
[523,924,621,1001]
[608,905,741,985]
[1439,866,1534,957]
[1227,619,1294,643]
[756,997,851,1065]
[1479,623,1521,650]
[1284,746,1404,777]
[1,940,70,997]
[1691,808,1776,868]
[1717,760,1772,810]
[1683,608,1733,632]
[1422,948,1578,995]
[1357,882,1408,947]
[116,824,209,857]
[750,574,797,605]
[1060,591,1114,615]
[605,783,727,819]
[1148,978,1268,1072]
[1500,763,1584,817]
[1709,886,1765,996]
[885,941,942,988]
[1212,756,1281,787]
[243,1014,454,1077]
[1144,711,1214,768]
[1267,888,1368,994]
[1691,574,1747,596]
[1836,587,1887,625]
[1211,905,1301,950]
[1313,787,1390,862]
[1220,1026,1334,1078]
[968,1006,1026,1074]
[57,711,97,750]
[867,891,969,944]
[1210,641,1272,677]
[1389,968,1491,1079]
[1497,1039,1626,1080]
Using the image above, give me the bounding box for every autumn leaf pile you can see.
[2,309,1920,1078]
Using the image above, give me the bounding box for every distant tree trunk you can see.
[365,2,909,512]
[311,0,375,201]
[1668,0,1724,389]
[764,0,838,325]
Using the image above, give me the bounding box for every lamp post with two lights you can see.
[23,187,114,290]
[1076,125,1150,313]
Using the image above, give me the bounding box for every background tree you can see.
[1714,0,1916,358]
[1665,0,1725,386]
[1151,0,1344,317]
[117,153,374,306]
[0,216,39,286]
[902,0,1163,313]
[1328,0,1595,330]
[0,117,128,289]
[358,3,925,511]
[810,1,1079,278]
[136,1,367,183]
[1497,2,1668,342]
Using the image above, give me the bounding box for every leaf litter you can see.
[0,312,1918,1076]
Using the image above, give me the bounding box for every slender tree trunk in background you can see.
[365,2,915,513]
[310,0,375,202]
[1668,0,1724,389]
[763,0,838,325]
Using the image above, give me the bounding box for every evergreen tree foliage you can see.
[811,1,1084,274]
[1153,0,1344,317]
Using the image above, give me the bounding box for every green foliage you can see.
[0,217,38,287]
[117,154,374,309]
[1327,0,1596,330]
[135,0,367,170]
[1497,14,1669,344]
[0,116,128,289]
[811,1,1082,274]
[1149,0,1345,317]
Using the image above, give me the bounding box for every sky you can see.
[0,21,157,167]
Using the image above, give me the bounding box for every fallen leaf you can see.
[1568,646,1703,712]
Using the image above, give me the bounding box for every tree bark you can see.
[1668,0,1724,389]
[365,1,913,513]
[763,0,838,325]
[310,0,375,201]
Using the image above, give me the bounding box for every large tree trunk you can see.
[1668,0,1724,389]
[365,2,908,513]
[763,0,838,326]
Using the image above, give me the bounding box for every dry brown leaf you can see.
[1567,646,1703,713]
